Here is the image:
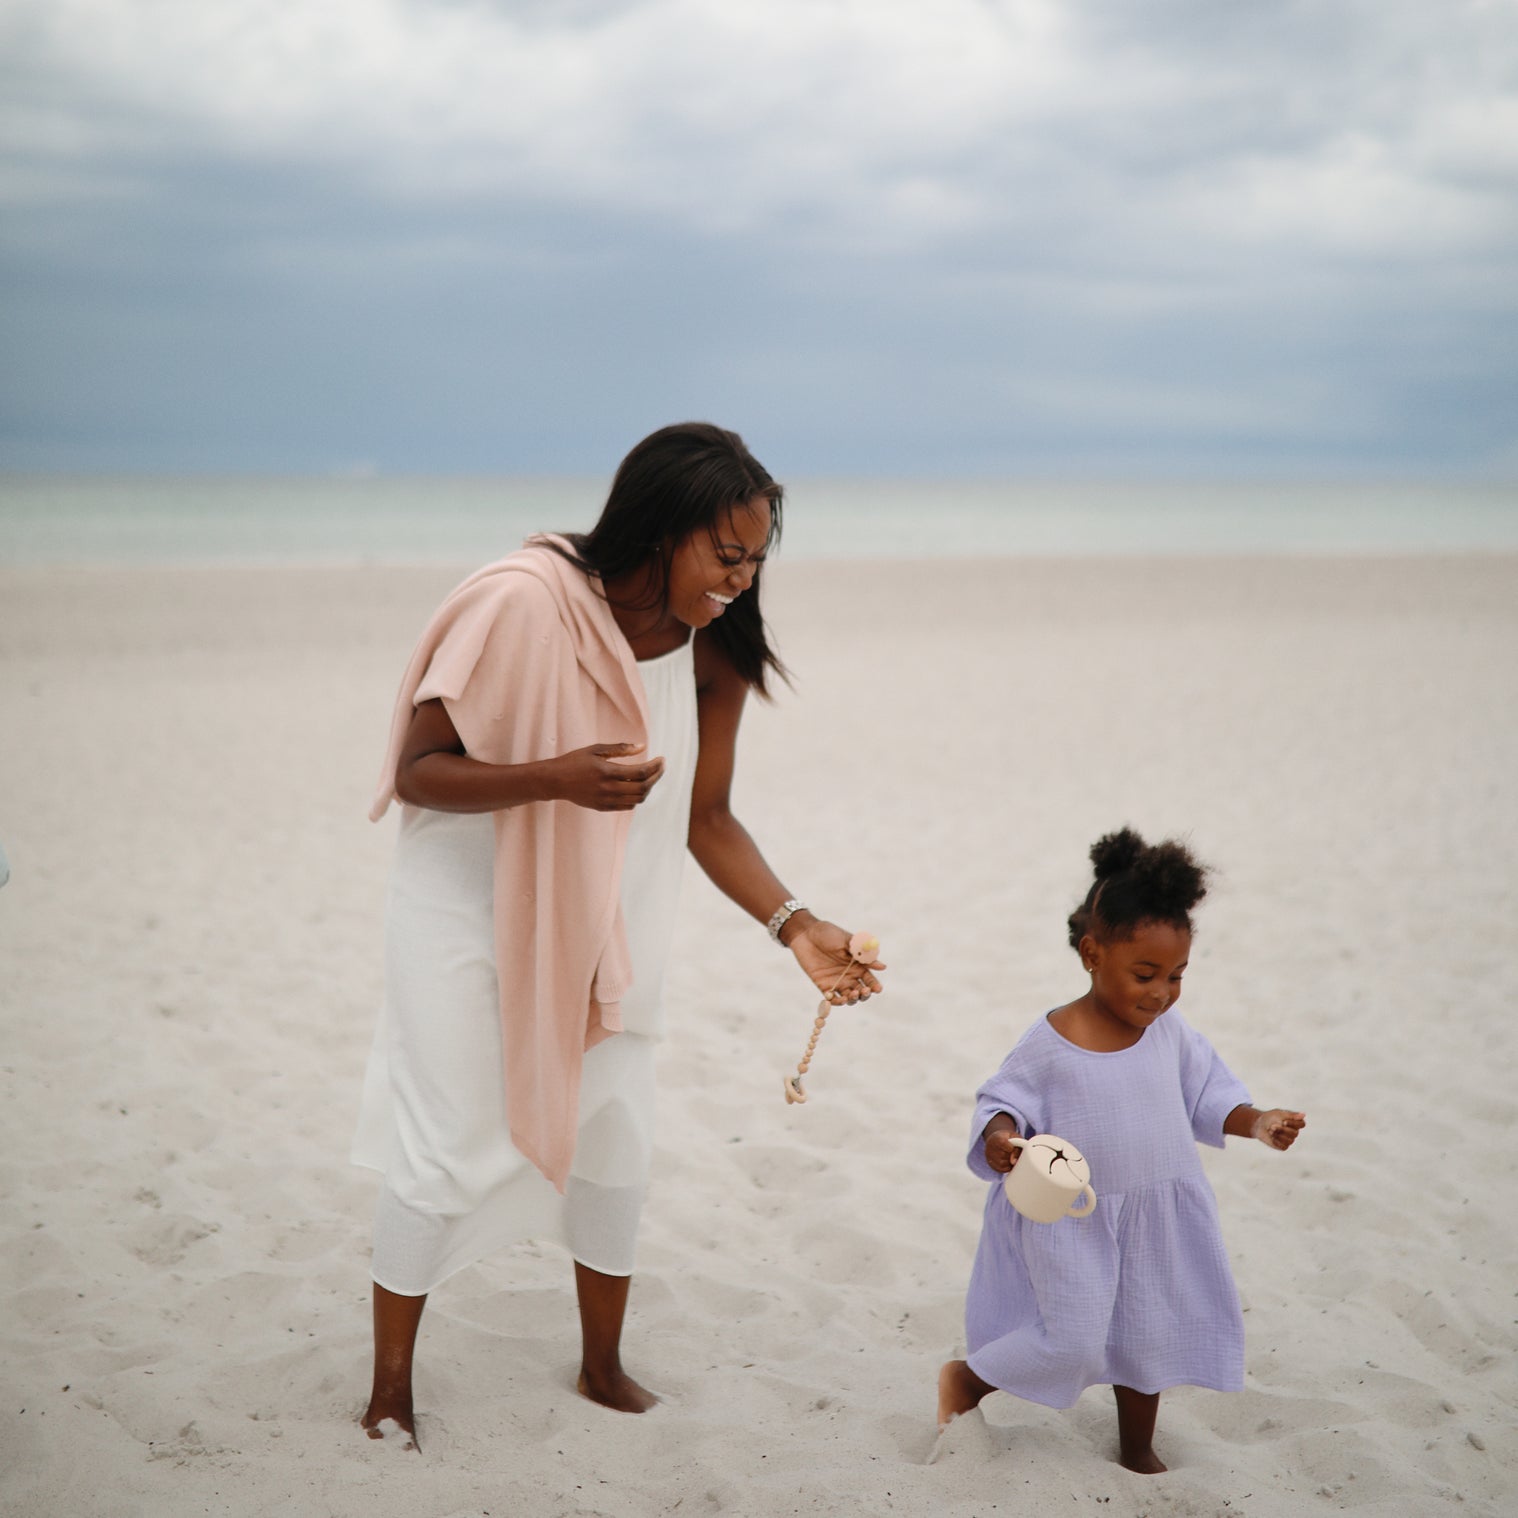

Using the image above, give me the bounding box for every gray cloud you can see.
[1,0,1514,473]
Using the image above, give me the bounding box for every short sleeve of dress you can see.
[967,1049,1043,1183]
[1174,1014,1251,1149]
[414,574,573,766]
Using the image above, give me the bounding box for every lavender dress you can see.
[964,1010,1251,1409]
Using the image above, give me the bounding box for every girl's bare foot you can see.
[577,1367,658,1414]
[1113,1385,1164,1473]
[937,1360,995,1427]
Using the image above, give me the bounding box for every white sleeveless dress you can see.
[352,637,699,1292]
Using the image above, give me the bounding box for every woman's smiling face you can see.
[665,496,772,629]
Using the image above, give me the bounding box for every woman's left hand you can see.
[786,918,886,1005]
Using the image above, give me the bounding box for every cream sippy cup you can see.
[1002,1133,1097,1223]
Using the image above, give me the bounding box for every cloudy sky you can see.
[2,0,1514,477]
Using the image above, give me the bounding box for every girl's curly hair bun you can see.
[1067,827,1210,951]
[1089,827,1145,881]
[1132,840,1208,919]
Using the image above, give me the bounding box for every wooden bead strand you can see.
[783,931,880,1105]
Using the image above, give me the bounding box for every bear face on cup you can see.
[1002,1134,1097,1224]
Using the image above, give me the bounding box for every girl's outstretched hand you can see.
[788,919,886,1005]
[1251,1109,1307,1150]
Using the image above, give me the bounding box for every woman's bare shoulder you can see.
[693,628,744,695]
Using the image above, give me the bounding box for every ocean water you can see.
[1,475,1515,566]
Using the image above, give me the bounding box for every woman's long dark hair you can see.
[549,422,788,694]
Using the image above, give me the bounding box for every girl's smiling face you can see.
[665,496,771,629]
[1083,919,1191,1035]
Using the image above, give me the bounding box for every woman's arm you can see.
[394,698,665,813]
[687,636,884,1003]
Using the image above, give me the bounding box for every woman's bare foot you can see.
[572,1262,656,1413]
[937,1360,995,1428]
[576,1367,658,1414]
[1118,1444,1167,1474]
[361,1394,419,1452]
[363,1284,425,1451]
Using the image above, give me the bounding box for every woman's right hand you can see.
[547,743,666,811]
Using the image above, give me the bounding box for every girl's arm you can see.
[395,697,666,813]
[688,635,884,1003]
[981,1112,1024,1172]
[1224,1104,1307,1151]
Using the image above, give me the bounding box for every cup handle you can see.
[1067,1185,1097,1219]
[1000,1135,1028,1207]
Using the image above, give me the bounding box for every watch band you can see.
[766,898,808,944]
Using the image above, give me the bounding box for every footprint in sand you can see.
[126,1213,221,1267]
[926,1406,995,1466]
[730,1143,840,1194]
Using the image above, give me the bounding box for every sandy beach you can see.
[2,554,1515,1518]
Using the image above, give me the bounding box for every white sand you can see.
[2,556,1515,1517]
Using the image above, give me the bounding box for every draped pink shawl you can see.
[370,536,649,1192]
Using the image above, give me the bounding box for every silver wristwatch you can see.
[766,898,808,944]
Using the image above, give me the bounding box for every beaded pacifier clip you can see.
[783,931,881,1105]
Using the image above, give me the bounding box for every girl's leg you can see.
[362,1283,427,1449]
[573,1261,657,1413]
[937,1360,996,1427]
[1112,1384,1165,1473]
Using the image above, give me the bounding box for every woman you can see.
[353,422,884,1445]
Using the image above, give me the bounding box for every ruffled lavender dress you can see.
[964,1010,1251,1409]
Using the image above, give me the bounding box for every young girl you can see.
[938,828,1304,1473]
